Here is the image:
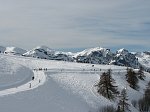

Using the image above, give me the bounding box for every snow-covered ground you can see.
[0,54,150,112]
[136,52,150,68]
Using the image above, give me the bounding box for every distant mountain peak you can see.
[143,51,150,55]
[74,47,111,57]
[117,48,129,55]
[74,47,113,64]
[35,46,54,51]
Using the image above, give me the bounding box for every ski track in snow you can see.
[0,70,46,96]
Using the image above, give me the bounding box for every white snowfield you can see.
[136,52,150,68]
[0,54,150,112]
[0,71,46,96]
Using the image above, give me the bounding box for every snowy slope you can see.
[0,53,150,112]
[135,52,150,72]
[0,55,46,95]
[0,57,33,91]
[136,52,150,67]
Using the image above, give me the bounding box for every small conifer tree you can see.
[95,69,119,100]
[138,66,145,80]
[118,88,130,112]
[126,68,139,90]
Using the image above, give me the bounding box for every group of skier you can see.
[33,68,48,71]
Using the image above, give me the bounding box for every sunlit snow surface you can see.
[0,54,150,112]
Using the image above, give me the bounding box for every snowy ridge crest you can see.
[0,46,26,55]
[23,46,73,61]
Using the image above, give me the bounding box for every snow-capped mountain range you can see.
[0,45,149,70]
[74,47,140,69]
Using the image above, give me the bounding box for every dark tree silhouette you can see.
[107,68,112,76]
[99,105,116,112]
[95,69,119,100]
[126,68,139,90]
[138,98,149,112]
[144,81,150,105]
[107,69,119,96]
[116,105,121,112]
[138,66,145,80]
[118,88,130,112]
[130,81,150,112]
[138,81,150,112]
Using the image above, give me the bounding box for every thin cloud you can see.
[0,0,149,51]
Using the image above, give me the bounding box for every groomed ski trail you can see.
[0,70,46,96]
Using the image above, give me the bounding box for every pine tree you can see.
[144,81,150,105]
[107,68,112,76]
[116,105,121,112]
[118,89,130,112]
[107,69,119,96]
[138,66,145,80]
[95,69,119,100]
[125,68,139,90]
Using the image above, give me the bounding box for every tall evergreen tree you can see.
[118,89,130,112]
[138,66,145,80]
[144,81,150,105]
[107,69,119,96]
[95,69,119,100]
[125,68,139,90]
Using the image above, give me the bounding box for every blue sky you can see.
[0,0,149,52]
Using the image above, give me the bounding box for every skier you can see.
[29,83,31,88]
[32,76,34,80]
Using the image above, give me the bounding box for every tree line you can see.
[95,67,149,112]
